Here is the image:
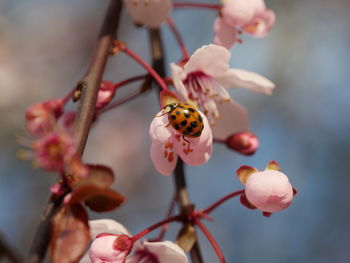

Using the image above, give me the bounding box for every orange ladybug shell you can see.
[164,103,204,137]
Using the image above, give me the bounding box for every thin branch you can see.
[166,17,189,60]
[26,1,123,262]
[203,190,245,214]
[173,2,221,10]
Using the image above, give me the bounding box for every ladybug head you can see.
[163,103,179,114]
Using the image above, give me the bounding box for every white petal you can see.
[184,44,231,78]
[149,114,173,143]
[216,68,275,95]
[211,100,249,140]
[89,219,130,238]
[171,63,188,101]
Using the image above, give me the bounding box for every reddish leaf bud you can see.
[225,131,259,155]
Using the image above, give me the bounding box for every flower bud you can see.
[245,169,293,213]
[96,81,116,110]
[226,131,259,155]
[89,234,133,263]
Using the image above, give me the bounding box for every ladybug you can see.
[162,103,204,138]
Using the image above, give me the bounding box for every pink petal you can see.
[149,114,172,143]
[123,0,172,28]
[171,63,189,101]
[150,141,178,176]
[89,219,130,239]
[213,18,239,49]
[184,44,231,78]
[243,8,276,37]
[216,69,275,95]
[211,100,248,141]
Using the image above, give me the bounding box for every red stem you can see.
[203,190,245,214]
[214,138,226,144]
[118,44,168,91]
[98,88,145,114]
[173,2,221,10]
[114,74,148,89]
[194,217,227,263]
[131,215,181,242]
[166,17,190,60]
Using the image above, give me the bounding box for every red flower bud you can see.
[96,81,116,110]
[225,131,259,155]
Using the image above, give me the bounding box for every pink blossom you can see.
[237,162,294,213]
[123,0,172,28]
[171,44,274,139]
[127,241,188,263]
[30,131,76,171]
[149,110,212,176]
[25,99,63,136]
[214,0,276,49]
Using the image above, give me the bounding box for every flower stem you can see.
[173,2,221,10]
[26,1,123,262]
[114,74,148,89]
[98,87,146,114]
[166,17,190,60]
[117,43,169,91]
[131,215,181,242]
[202,190,245,214]
[194,217,227,263]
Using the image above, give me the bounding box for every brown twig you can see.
[26,1,123,262]
[148,28,205,263]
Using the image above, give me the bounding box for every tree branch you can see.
[26,1,123,262]
[148,28,205,263]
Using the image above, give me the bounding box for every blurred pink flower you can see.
[19,131,76,172]
[225,131,259,155]
[123,0,172,28]
[214,0,276,48]
[25,99,63,136]
[237,162,294,213]
[171,44,274,139]
[149,110,212,176]
[80,219,188,263]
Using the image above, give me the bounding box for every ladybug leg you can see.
[164,122,170,128]
[182,135,191,149]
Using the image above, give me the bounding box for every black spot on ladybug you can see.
[181,120,187,127]
[188,108,195,113]
[186,127,193,133]
[171,115,176,120]
[176,111,181,115]
[174,124,180,130]
[198,115,203,122]
[190,121,198,128]
[184,113,190,118]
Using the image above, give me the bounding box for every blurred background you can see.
[1,0,350,262]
